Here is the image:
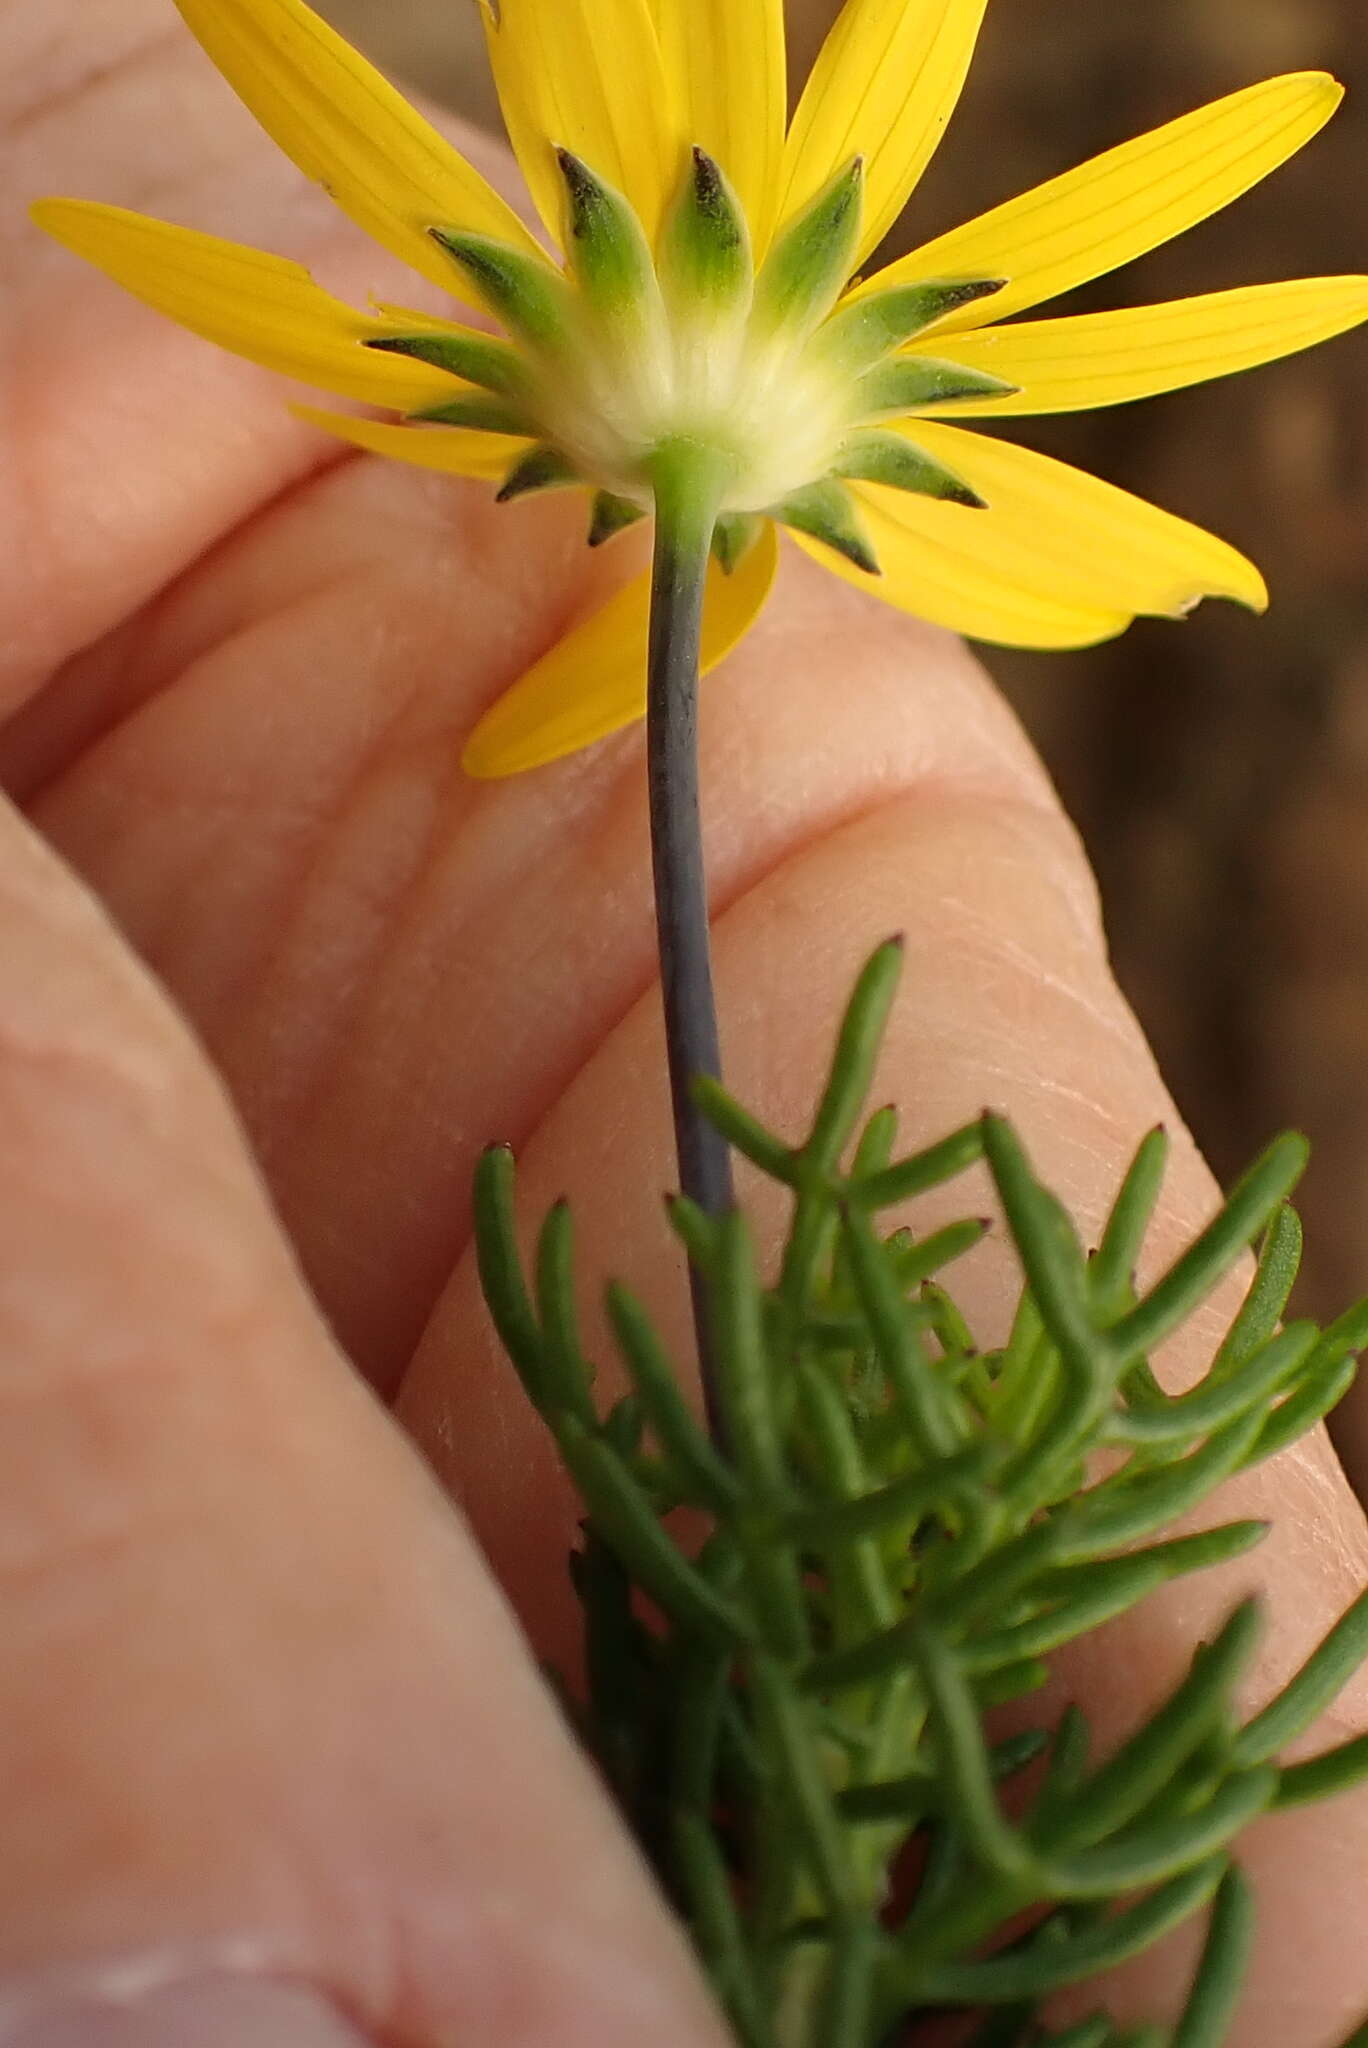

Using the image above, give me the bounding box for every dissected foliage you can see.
[476,942,1368,2048]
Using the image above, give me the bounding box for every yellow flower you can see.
[32,0,1368,777]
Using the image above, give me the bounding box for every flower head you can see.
[33,0,1368,774]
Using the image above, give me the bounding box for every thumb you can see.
[0,789,729,2048]
[398,546,1368,2045]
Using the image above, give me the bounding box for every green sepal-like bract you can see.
[833,429,987,508]
[589,490,646,547]
[498,444,581,502]
[712,512,763,575]
[412,393,531,434]
[816,277,1007,378]
[365,328,524,396]
[858,354,1021,416]
[556,148,659,325]
[751,155,864,342]
[430,226,571,354]
[770,479,880,574]
[658,147,752,320]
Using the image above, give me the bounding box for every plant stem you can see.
[647,440,734,1441]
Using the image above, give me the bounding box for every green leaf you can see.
[1037,2021,1111,2048]
[710,1211,790,1496]
[1171,1867,1256,2048]
[1033,1707,1092,1830]
[672,1810,769,2048]
[574,1530,656,1802]
[670,1620,734,1810]
[839,1729,1049,1824]
[605,1394,646,1461]
[965,2006,1037,2048]
[471,1144,546,1405]
[1062,1409,1265,1552]
[914,1624,1045,1885]
[798,939,906,1173]
[1044,1602,1262,1853]
[851,1120,987,1209]
[606,1282,741,1514]
[1110,1134,1310,1365]
[974,1657,1052,1708]
[1208,1203,1304,1379]
[1058,1521,1268,1587]
[789,1354,894,1637]
[1108,1320,1319,1447]
[1235,1584,1368,1767]
[555,1415,752,1648]
[908,1857,1226,2002]
[691,1073,797,1181]
[1310,1297,1368,1371]
[1272,1730,1368,1809]
[1090,1127,1169,1320]
[961,1555,1169,1674]
[1044,1769,1275,1897]
[841,1204,964,1460]
[781,1445,993,1549]
[816,1921,881,2047]
[533,1199,598,1424]
[667,1193,719,1268]
[748,1654,862,1915]
[931,1519,1064,1633]
[1245,1351,1359,1465]
[891,1217,990,1290]
[984,1119,1099,1357]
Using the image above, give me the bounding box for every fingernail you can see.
[0,1974,377,2048]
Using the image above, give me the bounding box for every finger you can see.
[0,9,511,714]
[391,544,1368,2044]
[0,790,728,2048]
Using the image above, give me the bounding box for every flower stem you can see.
[647,441,735,1442]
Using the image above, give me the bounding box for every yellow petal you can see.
[867,421,1268,620]
[32,201,477,412]
[853,72,1343,327]
[911,277,1368,417]
[477,0,679,248]
[292,405,529,481]
[170,0,545,297]
[780,0,990,267]
[463,525,779,777]
[648,0,786,248]
[792,513,1131,651]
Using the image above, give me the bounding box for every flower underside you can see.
[29,0,1368,774]
[370,146,1015,577]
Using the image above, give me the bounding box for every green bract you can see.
[476,943,1368,2048]
[364,150,1015,571]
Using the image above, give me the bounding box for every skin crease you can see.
[1,4,1367,2043]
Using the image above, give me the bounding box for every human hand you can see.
[2,4,1367,2043]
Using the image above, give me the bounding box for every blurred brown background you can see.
[328,0,1368,1461]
